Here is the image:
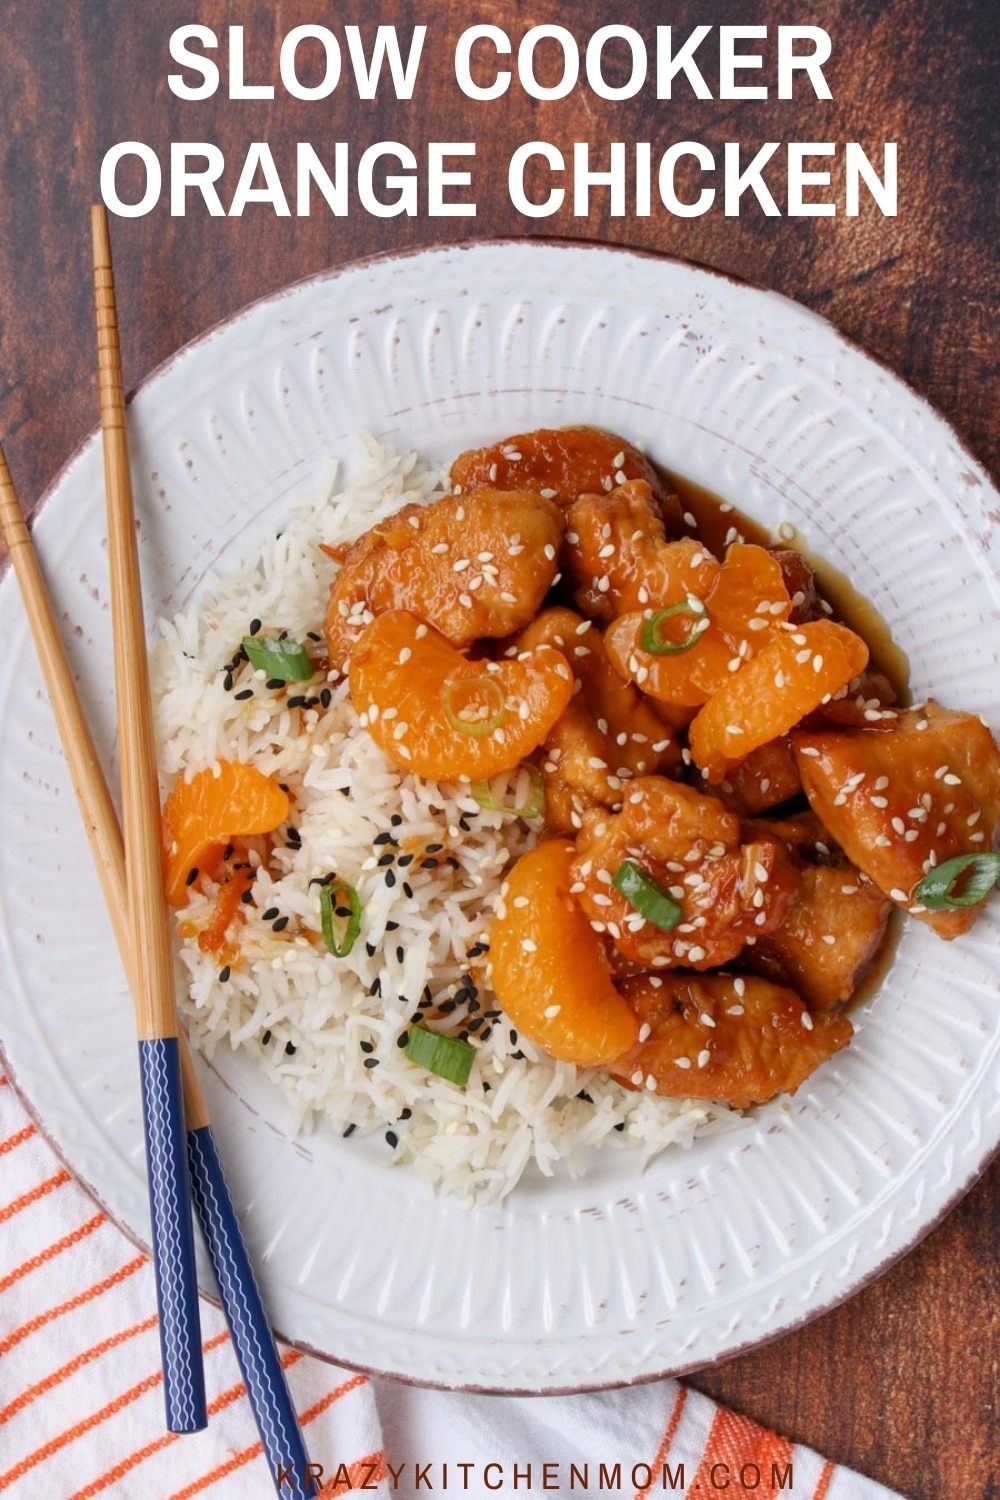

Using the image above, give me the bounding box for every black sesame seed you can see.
[390,813,403,827]
[343,1123,357,1138]
[374,831,394,846]
[369,978,382,997]
[425,842,444,854]
[219,965,231,983]
[420,858,438,870]
[365,942,377,958]
[396,1032,409,1048]
[240,888,256,904]
[446,856,461,870]
[320,688,332,708]
[512,1049,525,1060]
[287,695,307,709]
[223,673,234,692]
[385,869,397,888]
[395,945,404,963]
[377,852,395,867]
[363,1057,379,1069]
[482,1079,492,1092]
[438,999,458,1014]
[223,843,234,860]
[398,1107,412,1120]
[339,786,351,797]
[261,1029,271,1045]
[262,907,279,921]
[385,1130,398,1149]
[249,618,262,635]
[458,816,472,832]
[307,631,322,642]
[479,1027,492,1043]
[272,916,289,932]
[266,677,285,690]
[185,867,199,887]
[234,688,254,701]
[402,882,414,899]
[386,920,400,932]
[286,828,301,846]
[359,1040,374,1054]
[576,1090,594,1104]
[466,998,481,1013]
[509,1029,518,1045]
[467,1016,485,1032]
[397,853,414,868]
[285,1041,297,1056]
[614,1121,626,1132]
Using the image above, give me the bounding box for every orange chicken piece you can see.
[792,702,1000,938]
[569,777,797,971]
[324,487,563,670]
[564,481,719,622]
[609,973,853,1108]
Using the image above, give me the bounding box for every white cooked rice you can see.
[152,433,727,1205]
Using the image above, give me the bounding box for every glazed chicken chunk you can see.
[609,973,853,1109]
[570,776,798,971]
[564,480,718,622]
[324,487,563,671]
[450,425,677,518]
[793,701,1000,938]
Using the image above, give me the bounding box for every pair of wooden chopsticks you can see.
[0,207,317,1495]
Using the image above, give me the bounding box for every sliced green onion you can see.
[471,765,545,819]
[319,879,362,956]
[242,634,314,681]
[914,852,1000,910]
[405,1024,476,1087]
[639,600,710,656]
[612,859,683,932]
[443,676,506,737]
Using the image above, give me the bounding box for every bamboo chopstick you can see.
[91,204,206,1434]
[0,444,317,1485]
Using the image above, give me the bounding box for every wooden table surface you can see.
[1,4,996,1495]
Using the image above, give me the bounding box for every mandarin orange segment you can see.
[688,620,869,783]
[604,543,791,707]
[489,839,639,1067]
[162,761,290,907]
[349,610,574,781]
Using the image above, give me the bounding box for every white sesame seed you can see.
[521,938,537,953]
[544,1004,561,1019]
[674,1057,692,1070]
[801,1012,814,1030]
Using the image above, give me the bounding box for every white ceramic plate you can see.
[2,242,999,1392]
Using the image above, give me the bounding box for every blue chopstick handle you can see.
[186,1124,319,1498]
[137,1038,208,1433]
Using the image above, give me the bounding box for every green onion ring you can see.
[405,1025,476,1087]
[319,878,362,956]
[611,859,683,932]
[914,851,1000,909]
[638,600,710,656]
[471,765,545,819]
[242,634,314,682]
[443,675,506,737]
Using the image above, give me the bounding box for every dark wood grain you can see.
[1,3,996,1496]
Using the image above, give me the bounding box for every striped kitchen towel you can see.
[0,1071,907,1499]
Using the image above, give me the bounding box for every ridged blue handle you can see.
[137,1038,207,1433]
[187,1125,319,1497]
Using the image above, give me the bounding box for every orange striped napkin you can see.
[0,1071,907,1499]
